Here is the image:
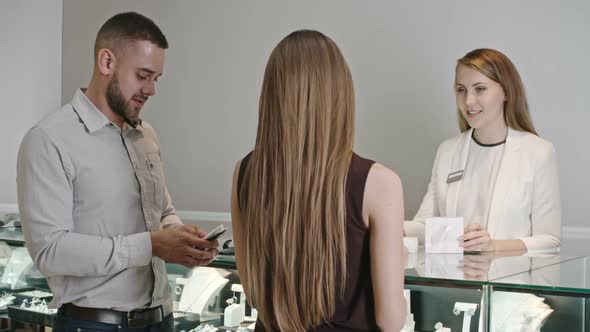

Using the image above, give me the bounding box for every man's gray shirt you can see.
[17,89,182,311]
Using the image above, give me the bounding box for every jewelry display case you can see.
[0,237,585,332]
[0,213,25,246]
[166,251,578,332]
[490,256,590,331]
[400,250,570,332]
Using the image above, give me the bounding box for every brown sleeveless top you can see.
[238,152,378,332]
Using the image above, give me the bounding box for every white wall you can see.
[61,1,590,232]
[0,0,63,205]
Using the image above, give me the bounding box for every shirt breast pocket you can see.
[146,152,165,209]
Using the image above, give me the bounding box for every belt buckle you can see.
[127,310,147,328]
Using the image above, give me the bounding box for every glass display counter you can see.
[0,213,25,246]
[490,256,590,331]
[0,240,586,332]
[400,249,573,332]
[170,250,579,332]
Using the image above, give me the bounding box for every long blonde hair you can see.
[456,48,537,135]
[240,30,355,332]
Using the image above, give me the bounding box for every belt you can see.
[61,302,173,328]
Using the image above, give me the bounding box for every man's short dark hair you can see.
[94,12,168,58]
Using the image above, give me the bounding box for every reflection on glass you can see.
[0,247,34,290]
[491,256,588,292]
[406,248,570,283]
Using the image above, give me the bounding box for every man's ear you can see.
[97,48,116,75]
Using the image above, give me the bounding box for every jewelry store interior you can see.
[2,1,589,331]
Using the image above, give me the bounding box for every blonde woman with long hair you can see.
[405,48,561,252]
[231,30,406,332]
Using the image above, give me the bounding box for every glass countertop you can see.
[0,228,25,246]
[209,254,236,270]
[0,213,24,246]
[209,248,579,288]
[490,256,590,295]
[405,248,576,286]
[0,233,584,293]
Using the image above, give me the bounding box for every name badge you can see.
[446,170,463,184]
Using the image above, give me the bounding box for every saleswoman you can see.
[405,48,560,252]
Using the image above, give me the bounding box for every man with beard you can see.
[16,12,217,331]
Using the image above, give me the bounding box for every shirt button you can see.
[76,328,81,332]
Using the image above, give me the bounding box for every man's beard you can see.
[106,75,141,128]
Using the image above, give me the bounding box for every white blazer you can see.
[405,128,561,251]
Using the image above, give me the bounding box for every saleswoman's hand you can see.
[459,223,495,252]
[459,253,494,280]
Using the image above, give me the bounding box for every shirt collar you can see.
[123,121,144,136]
[70,88,144,134]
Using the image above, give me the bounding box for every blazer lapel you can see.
[445,129,472,217]
[487,128,521,235]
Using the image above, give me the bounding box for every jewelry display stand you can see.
[177,267,229,322]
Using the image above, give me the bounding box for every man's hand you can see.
[150,225,219,267]
[459,223,495,252]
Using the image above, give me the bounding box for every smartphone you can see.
[204,224,228,241]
